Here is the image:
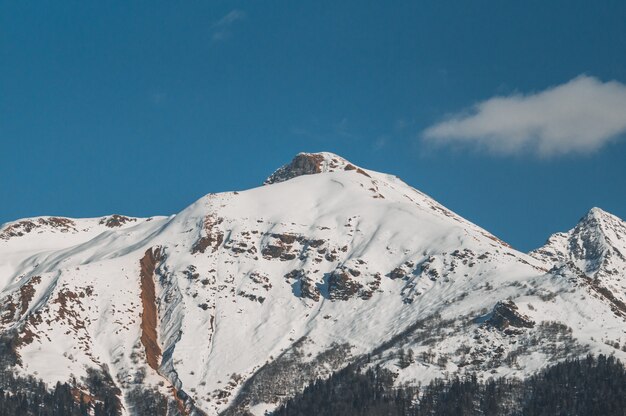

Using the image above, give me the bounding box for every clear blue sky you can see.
[2,1,626,251]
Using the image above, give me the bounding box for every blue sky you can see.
[1,1,626,251]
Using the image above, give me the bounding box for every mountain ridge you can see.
[0,152,624,416]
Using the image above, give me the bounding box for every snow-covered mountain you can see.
[530,207,626,312]
[1,152,625,416]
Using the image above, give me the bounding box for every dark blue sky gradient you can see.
[1,1,625,251]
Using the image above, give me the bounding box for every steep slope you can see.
[530,207,626,316]
[531,208,626,277]
[0,153,624,416]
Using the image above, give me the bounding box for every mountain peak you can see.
[583,207,611,221]
[531,207,626,284]
[264,152,365,185]
[5,163,626,415]
[576,207,625,238]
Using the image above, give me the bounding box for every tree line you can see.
[273,354,626,416]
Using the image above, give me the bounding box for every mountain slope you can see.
[530,207,626,326]
[531,208,626,301]
[0,152,624,416]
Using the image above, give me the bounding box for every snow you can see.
[531,206,626,303]
[0,153,625,415]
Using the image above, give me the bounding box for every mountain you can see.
[530,206,626,315]
[0,152,625,416]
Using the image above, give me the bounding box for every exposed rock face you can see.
[0,217,76,240]
[0,276,42,329]
[388,267,407,280]
[192,215,224,254]
[100,214,137,228]
[139,247,162,371]
[261,233,328,262]
[264,152,359,185]
[284,269,320,301]
[261,244,296,261]
[328,269,363,301]
[300,277,321,302]
[486,300,535,331]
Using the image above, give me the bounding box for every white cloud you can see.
[211,9,246,42]
[423,75,626,156]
